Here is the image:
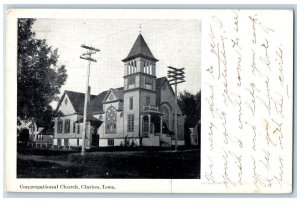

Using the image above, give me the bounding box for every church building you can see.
[53,33,185,148]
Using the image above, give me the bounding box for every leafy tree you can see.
[17,18,67,127]
[177,90,201,145]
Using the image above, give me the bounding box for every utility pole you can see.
[167,66,185,151]
[80,44,100,155]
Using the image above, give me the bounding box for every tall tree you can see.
[17,18,67,127]
[177,90,201,145]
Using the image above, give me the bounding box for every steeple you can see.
[122,34,158,62]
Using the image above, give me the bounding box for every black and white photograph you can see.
[16,18,202,179]
[5,8,294,194]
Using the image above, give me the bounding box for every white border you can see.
[2,3,298,200]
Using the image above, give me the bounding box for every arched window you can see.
[105,106,117,134]
[161,104,170,128]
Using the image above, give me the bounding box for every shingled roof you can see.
[89,90,109,114]
[58,78,170,115]
[56,90,96,115]
[156,76,168,90]
[122,34,158,62]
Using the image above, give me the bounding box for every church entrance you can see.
[92,133,99,147]
[139,108,164,146]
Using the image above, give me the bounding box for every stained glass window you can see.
[105,106,117,134]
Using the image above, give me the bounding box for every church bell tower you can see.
[122,33,159,144]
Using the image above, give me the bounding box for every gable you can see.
[158,80,183,115]
[55,90,97,115]
[56,94,76,115]
[103,88,124,103]
[106,91,116,102]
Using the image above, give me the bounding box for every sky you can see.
[32,19,201,107]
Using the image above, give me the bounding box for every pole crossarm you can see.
[167,66,184,72]
[167,71,185,76]
[169,80,186,85]
[168,75,185,80]
[80,56,97,62]
[81,44,100,52]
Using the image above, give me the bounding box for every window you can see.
[64,119,70,133]
[105,106,117,134]
[128,76,135,89]
[57,139,61,146]
[64,98,68,105]
[73,122,76,133]
[77,124,80,134]
[57,120,63,133]
[146,96,150,106]
[64,139,69,146]
[161,105,170,128]
[109,93,114,100]
[145,77,152,90]
[129,97,133,110]
[127,114,134,132]
[142,60,145,73]
[108,139,114,146]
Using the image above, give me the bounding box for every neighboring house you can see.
[36,127,54,143]
[17,117,44,142]
[190,120,201,146]
[53,33,185,148]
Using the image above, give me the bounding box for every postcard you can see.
[5,8,294,193]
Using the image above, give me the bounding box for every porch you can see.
[140,105,172,147]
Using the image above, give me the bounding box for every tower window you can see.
[146,96,150,106]
[128,76,135,89]
[142,60,146,73]
[145,77,153,90]
[129,97,133,110]
[127,114,134,132]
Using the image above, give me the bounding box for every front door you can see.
[92,134,99,147]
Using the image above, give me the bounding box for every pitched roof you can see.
[59,78,172,115]
[156,76,168,90]
[56,90,96,114]
[122,34,158,62]
[89,90,109,114]
[110,88,124,100]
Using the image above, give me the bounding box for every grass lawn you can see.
[17,148,200,179]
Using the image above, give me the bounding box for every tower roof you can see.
[122,34,158,62]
